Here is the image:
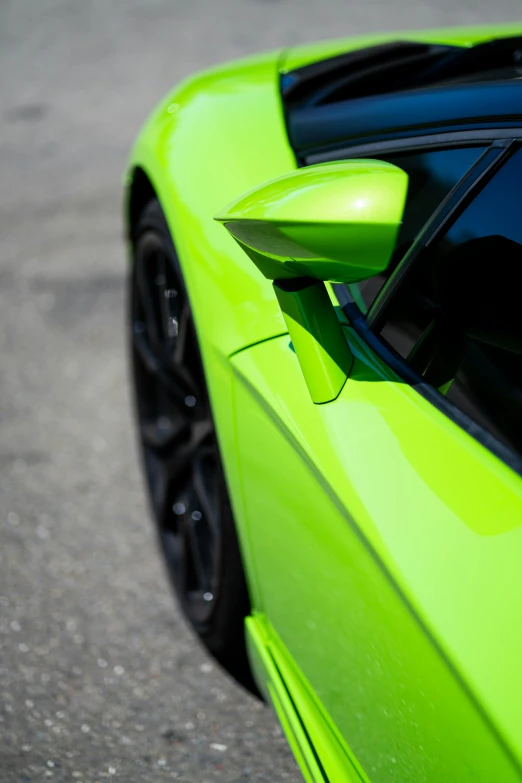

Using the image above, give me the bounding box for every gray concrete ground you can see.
[0,1,520,781]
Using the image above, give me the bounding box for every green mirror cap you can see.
[214,160,408,283]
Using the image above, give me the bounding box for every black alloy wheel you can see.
[129,199,257,693]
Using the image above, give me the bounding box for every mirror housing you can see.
[215,160,408,404]
[215,159,408,283]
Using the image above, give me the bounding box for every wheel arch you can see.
[124,51,297,358]
[124,52,299,623]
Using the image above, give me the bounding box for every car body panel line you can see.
[231,348,522,780]
[228,331,289,360]
[246,614,365,783]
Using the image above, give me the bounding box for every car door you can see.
[231,142,522,782]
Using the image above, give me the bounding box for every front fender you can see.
[125,52,300,609]
[126,51,297,358]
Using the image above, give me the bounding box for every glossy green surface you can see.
[232,332,522,782]
[216,160,408,282]
[273,281,353,403]
[246,615,364,782]
[126,20,522,783]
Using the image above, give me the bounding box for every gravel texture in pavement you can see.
[0,1,520,781]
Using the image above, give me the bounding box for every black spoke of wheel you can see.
[133,325,162,374]
[144,417,211,511]
[165,419,213,466]
[159,256,184,361]
[183,512,212,595]
[135,243,163,350]
[156,252,171,350]
[133,327,199,407]
[174,299,190,366]
[140,416,189,452]
[192,454,221,541]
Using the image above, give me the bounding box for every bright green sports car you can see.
[125,22,522,782]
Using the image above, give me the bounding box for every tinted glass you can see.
[346,146,485,313]
[380,146,522,457]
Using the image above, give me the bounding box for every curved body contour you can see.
[126,22,522,782]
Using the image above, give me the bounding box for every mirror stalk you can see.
[273,278,353,404]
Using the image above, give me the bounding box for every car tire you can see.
[129,198,258,696]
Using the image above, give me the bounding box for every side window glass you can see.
[347,146,486,313]
[379,147,522,457]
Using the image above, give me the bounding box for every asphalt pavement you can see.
[0,1,520,781]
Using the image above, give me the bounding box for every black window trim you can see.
[367,138,516,331]
[334,137,522,477]
[305,127,522,165]
[336,136,512,325]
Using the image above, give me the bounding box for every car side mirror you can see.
[215,160,408,403]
